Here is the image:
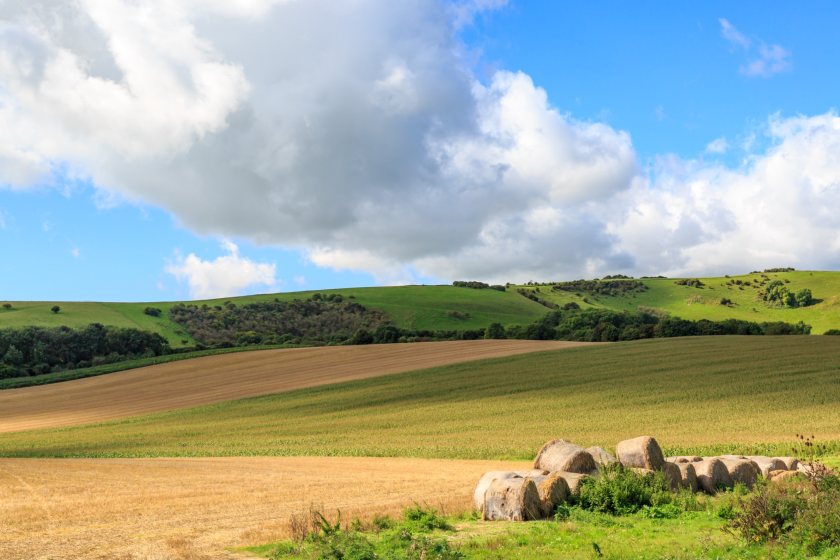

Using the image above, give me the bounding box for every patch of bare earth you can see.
[0,340,586,433]
[0,456,529,559]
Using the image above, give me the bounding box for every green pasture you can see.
[3,336,839,459]
[0,286,548,347]
[516,270,840,334]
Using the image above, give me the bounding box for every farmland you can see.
[3,336,839,459]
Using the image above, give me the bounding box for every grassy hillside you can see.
[2,336,839,459]
[516,270,840,334]
[0,286,548,347]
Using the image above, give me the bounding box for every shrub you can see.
[50,305,60,314]
[824,329,840,335]
[402,505,451,532]
[143,307,162,317]
[2,303,11,309]
[675,278,705,288]
[577,465,673,515]
[726,481,805,543]
[485,322,506,339]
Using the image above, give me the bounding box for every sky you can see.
[1,0,840,301]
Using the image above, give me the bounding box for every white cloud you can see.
[705,137,729,154]
[610,112,840,276]
[741,44,792,78]
[166,240,276,299]
[0,1,836,285]
[719,18,751,49]
[70,247,80,258]
[719,18,791,78]
[293,275,306,286]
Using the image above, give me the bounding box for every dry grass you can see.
[0,456,528,560]
[0,340,582,433]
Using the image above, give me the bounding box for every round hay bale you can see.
[693,459,733,494]
[774,457,800,471]
[677,462,698,492]
[768,470,805,483]
[720,459,761,488]
[553,471,590,498]
[586,446,617,467]
[720,454,747,460]
[661,461,682,492]
[745,456,787,477]
[616,436,665,470]
[667,456,702,464]
[483,477,542,521]
[534,439,596,474]
[514,469,549,478]
[473,471,520,511]
[528,474,570,517]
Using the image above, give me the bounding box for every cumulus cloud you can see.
[705,137,729,154]
[611,112,840,276]
[0,1,836,285]
[166,240,276,299]
[719,18,791,78]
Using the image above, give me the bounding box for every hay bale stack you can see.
[661,461,683,492]
[775,457,800,471]
[586,446,617,467]
[473,471,520,511]
[616,436,665,470]
[745,456,787,477]
[528,473,570,517]
[720,458,761,488]
[667,456,702,464]
[553,472,590,498]
[676,462,698,492]
[720,454,747,460]
[693,458,733,494]
[483,477,543,521]
[533,440,596,474]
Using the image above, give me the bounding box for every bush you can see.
[577,465,673,515]
[143,307,162,317]
[402,505,451,532]
[50,305,60,314]
[2,303,11,309]
[485,322,506,339]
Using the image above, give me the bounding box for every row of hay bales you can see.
[475,436,809,521]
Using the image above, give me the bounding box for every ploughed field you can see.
[2,336,839,458]
[0,339,578,433]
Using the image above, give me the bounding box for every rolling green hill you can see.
[0,285,549,347]
[3,336,839,459]
[3,270,840,348]
[515,269,840,334]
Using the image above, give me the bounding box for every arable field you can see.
[3,336,839,458]
[0,285,549,346]
[0,456,527,560]
[0,339,576,433]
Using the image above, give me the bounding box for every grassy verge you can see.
[243,494,840,560]
[3,337,840,458]
[0,344,301,390]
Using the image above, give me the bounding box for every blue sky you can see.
[2,1,839,301]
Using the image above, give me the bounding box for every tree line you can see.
[0,323,169,379]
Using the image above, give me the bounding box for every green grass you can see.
[4,336,840,459]
[0,286,548,347]
[244,499,840,560]
[517,270,840,334]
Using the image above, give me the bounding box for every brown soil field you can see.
[0,456,529,560]
[0,340,582,434]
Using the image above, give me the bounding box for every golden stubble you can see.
[0,456,529,560]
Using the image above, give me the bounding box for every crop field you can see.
[3,336,839,459]
[518,270,840,333]
[0,285,549,346]
[0,339,576,433]
[0,456,527,560]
